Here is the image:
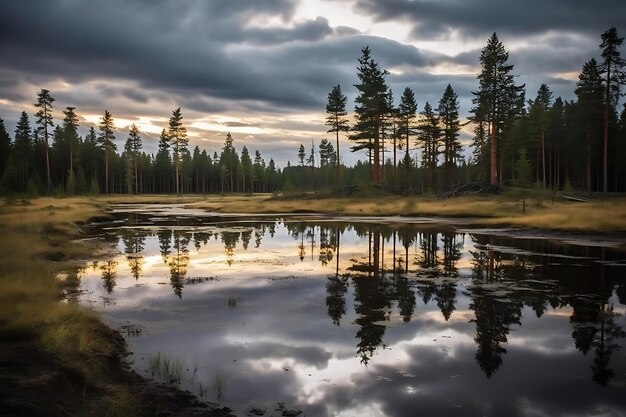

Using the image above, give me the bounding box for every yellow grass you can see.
[181,194,626,232]
[0,197,138,416]
[484,199,626,232]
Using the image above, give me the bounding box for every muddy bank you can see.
[1,324,234,417]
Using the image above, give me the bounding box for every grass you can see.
[0,197,138,416]
[0,197,221,417]
[181,193,626,233]
[148,352,183,385]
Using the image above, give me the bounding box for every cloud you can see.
[353,0,626,40]
[0,0,622,166]
[0,1,446,116]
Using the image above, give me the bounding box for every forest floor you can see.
[1,192,624,416]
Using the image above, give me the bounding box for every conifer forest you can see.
[1,28,625,196]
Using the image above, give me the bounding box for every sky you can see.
[0,0,624,166]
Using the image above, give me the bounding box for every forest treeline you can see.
[1,27,625,196]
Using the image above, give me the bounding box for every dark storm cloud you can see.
[354,0,626,40]
[241,16,334,45]
[0,0,301,106]
[0,0,445,117]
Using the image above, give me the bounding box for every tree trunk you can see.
[586,125,592,193]
[373,124,380,184]
[45,131,51,196]
[105,148,109,195]
[602,102,609,194]
[490,122,497,186]
[393,124,397,187]
[336,124,340,190]
[541,126,546,188]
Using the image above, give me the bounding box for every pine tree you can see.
[417,102,441,192]
[437,84,461,189]
[155,129,171,193]
[298,144,306,166]
[124,124,142,193]
[82,127,99,190]
[398,87,418,190]
[220,132,238,192]
[168,107,188,195]
[325,84,349,187]
[319,138,335,167]
[472,33,525,186]
[254,150,264,192]
[599,27,626,194]
[0,118,10,178]
[350,46,392,184]
[307,140,316,193]
[34,89,55,195]
[528,84,553,188]
[62,107,80,175]
[98,110,116,194]
[240,146,253,193]
[13,111,33,192]
[575,59,604,192]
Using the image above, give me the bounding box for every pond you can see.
[76,204,626,417]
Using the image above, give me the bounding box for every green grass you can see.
[148,352,183,385]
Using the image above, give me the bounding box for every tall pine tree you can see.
[0,118,10,178]
[472,33,524,186]
[168,108,188,195]
[325,84,349,186]
[575,59,604,192]
[528,84,553,187]
[417,102,440,192]
[124,124,142,194]
[599,27,626,194]
[34,89,54,195]
[438,84,461,189]
[62,106,81,190]
[98,110,116,194]
[398,87,418,190]
[13,112,33,192]
[350,46,392,184]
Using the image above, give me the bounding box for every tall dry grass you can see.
[184,193,626,232]
[0,197,140,416]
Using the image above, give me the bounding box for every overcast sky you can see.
[0,0,624,166]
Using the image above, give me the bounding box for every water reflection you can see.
[79,215,626,416]
[99,259,118,293]
[122,230,145,280]
[169,231,190,298]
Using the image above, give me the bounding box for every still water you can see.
[77,205,626,417]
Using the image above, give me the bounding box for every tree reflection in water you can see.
[169,231,190,298]
[90,217,625,385]
[99,260,118,293]
[122,229,145,280]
